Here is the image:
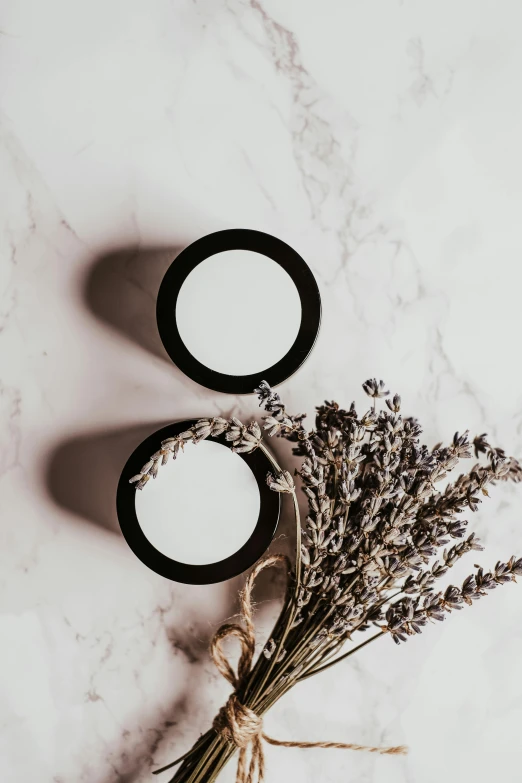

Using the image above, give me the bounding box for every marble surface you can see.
[2,1,522,781]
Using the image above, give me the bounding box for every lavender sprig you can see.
[385,556,522,643]
[128,417,260,489]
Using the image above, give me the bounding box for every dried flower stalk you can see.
[134,380,522,783]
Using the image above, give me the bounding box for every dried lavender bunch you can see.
[139,380,521,783]
[259,379,521,661]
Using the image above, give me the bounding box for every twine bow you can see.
[210,555,407,783]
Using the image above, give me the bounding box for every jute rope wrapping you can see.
[210,555,407,783]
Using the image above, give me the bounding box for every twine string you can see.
[210,555,407,783]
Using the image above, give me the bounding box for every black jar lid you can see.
[116,420,280,584]
[156,228,321,394]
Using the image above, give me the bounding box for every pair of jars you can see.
[117,229,321,584]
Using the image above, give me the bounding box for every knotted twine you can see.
[209,554,407,783]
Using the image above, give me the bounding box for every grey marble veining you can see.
[1,1,522,781]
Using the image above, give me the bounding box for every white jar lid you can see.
[156,229,321,394]
[117,419,280,584]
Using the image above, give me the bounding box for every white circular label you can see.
[175,250,302,375]
[135,440,260,565]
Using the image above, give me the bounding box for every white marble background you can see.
[2,1,522,781]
